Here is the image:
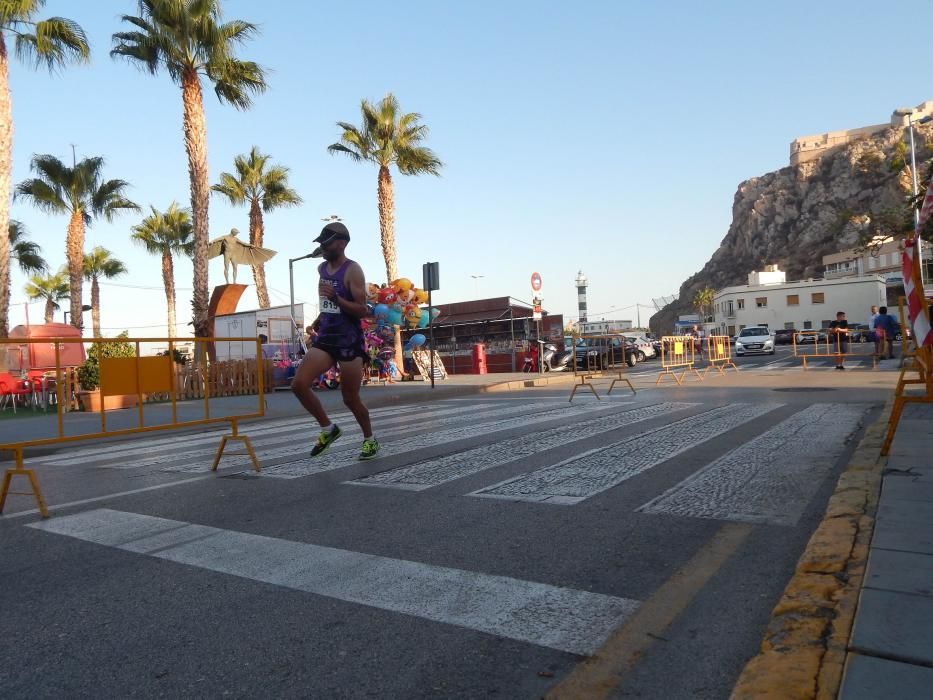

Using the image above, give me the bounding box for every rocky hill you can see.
[650,122,932,335]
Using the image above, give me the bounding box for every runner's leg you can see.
[292,348,337,426]
[337,357,372,437]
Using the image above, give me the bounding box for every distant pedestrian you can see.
[868,305,879,354]
[873,306,897,360]
[828,311,849,370]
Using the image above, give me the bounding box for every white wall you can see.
[713,277,887,334]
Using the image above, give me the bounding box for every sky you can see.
[8,0,933,337]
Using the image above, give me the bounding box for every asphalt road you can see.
[0,357,896,698]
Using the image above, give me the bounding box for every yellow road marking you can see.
[547,522,753,699]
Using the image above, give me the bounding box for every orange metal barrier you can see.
[792,330,877,369]
[568,333,636,402]
[0,336,267,518]
[702,335,738,376]
[656,336,703,385]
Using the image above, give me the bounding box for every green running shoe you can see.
[359,437,380,461]
[310,424,341,457]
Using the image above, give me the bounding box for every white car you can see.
[623,334,657,361]
[735,327,775,356]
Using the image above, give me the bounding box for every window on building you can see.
[784,322,795,330]
[755,297,767,308]
[727,325,735,336]
[811,292,825,304]
[786,294,799,306]
[737,299,745,310]
[727,300,735,315]
[803,320,813,329]
[868,257,877,270]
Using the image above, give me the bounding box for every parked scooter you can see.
[544,343,573,372]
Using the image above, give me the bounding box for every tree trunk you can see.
[44,299,53,324]
[66,210,85,331]
[249,199,270,308]
[90,275,101,336]
[162,249,176,338]
[377,166,404,367]
[182,69,210,339]
[0,36,13,339]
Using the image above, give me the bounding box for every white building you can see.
[712,268,887,335]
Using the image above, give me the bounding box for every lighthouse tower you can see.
[575,270,588,323]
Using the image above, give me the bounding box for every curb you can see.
[730,401,891,700]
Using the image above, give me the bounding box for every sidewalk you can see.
[839,402,933,697]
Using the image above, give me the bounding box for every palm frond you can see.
[14,16,90,72]
[14,177,69,215]
[211,172,248,204]
[209,58,267,109]
[8,220,48,274]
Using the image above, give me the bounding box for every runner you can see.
[291,222,379,460]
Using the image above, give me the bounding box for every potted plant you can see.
[76,332,139,411]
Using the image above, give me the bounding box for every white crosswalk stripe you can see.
[348,402,698,491]
[470,404,782,505]
[637,403,871,525]
[28,508,640,655]
[197,400,621,478]
[38,402,500,468]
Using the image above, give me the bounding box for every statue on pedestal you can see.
[208,228,277,284]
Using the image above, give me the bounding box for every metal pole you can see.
[289,258,296,347]
[428,289,435,389]
[509,306,515,372]
[908,116,926,287]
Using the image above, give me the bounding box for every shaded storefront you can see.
[405,297,564,374]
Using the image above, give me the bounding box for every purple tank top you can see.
[317,259,362,345]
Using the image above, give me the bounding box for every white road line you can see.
[29,508,640,655]
[470,404,782,505]
[349,402,698,491]
[637,403,872,526]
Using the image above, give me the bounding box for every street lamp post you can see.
[289,252,316,348]
[470,274,484,298]
[896,108,931,286]
[63,304,92,327]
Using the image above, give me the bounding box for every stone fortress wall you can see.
[790,100,933,166]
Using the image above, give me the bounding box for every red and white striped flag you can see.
[902,238,933,347]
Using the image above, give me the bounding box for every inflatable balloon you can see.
[392,278,413,293]
[396,288,415,304]
[404,304,421,324]
[366,283,381,302]
[417,313,430,328]
[387,308,404,326]
[413,289,429,305]
[378,287,397,305]
[373,303,390,318]
[409,333,427,347]
[430,307,441,319]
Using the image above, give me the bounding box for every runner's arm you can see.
[337,263,371,319]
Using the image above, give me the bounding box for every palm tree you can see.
[693,286,716,323]
[24,266,68,323]
[82,246,127,337]
[212,146,301,308]
[0,3,89,338]
[130,203,194,338]
[112,0,267,339]
[15,154,139,331]
[328,93,442,361]
[328,93,443,284]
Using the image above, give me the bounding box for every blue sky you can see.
[8,0,933,335]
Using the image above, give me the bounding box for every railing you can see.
[568,333,636,401]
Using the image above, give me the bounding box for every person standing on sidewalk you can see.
[291,222,380,460]
[873,306,897,360]
[868,305,880,355]
[828,311,849,370]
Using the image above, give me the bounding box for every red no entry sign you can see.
[531,272,542,292]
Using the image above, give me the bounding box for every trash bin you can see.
[472,343,487,375]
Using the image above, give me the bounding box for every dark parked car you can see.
[574,335,639,370]
[774,329,796,345]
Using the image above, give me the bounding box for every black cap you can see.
[313,221,350,244]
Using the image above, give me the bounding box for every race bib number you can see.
[320,295,340,314]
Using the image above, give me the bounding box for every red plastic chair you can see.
[0,376,33,413]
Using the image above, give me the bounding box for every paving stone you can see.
[871,514,933,555]
[878,478,933,504]
[838,653,933,700]
[864,548,933,597]
[876,499,933,524]
[850,589,933,666]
